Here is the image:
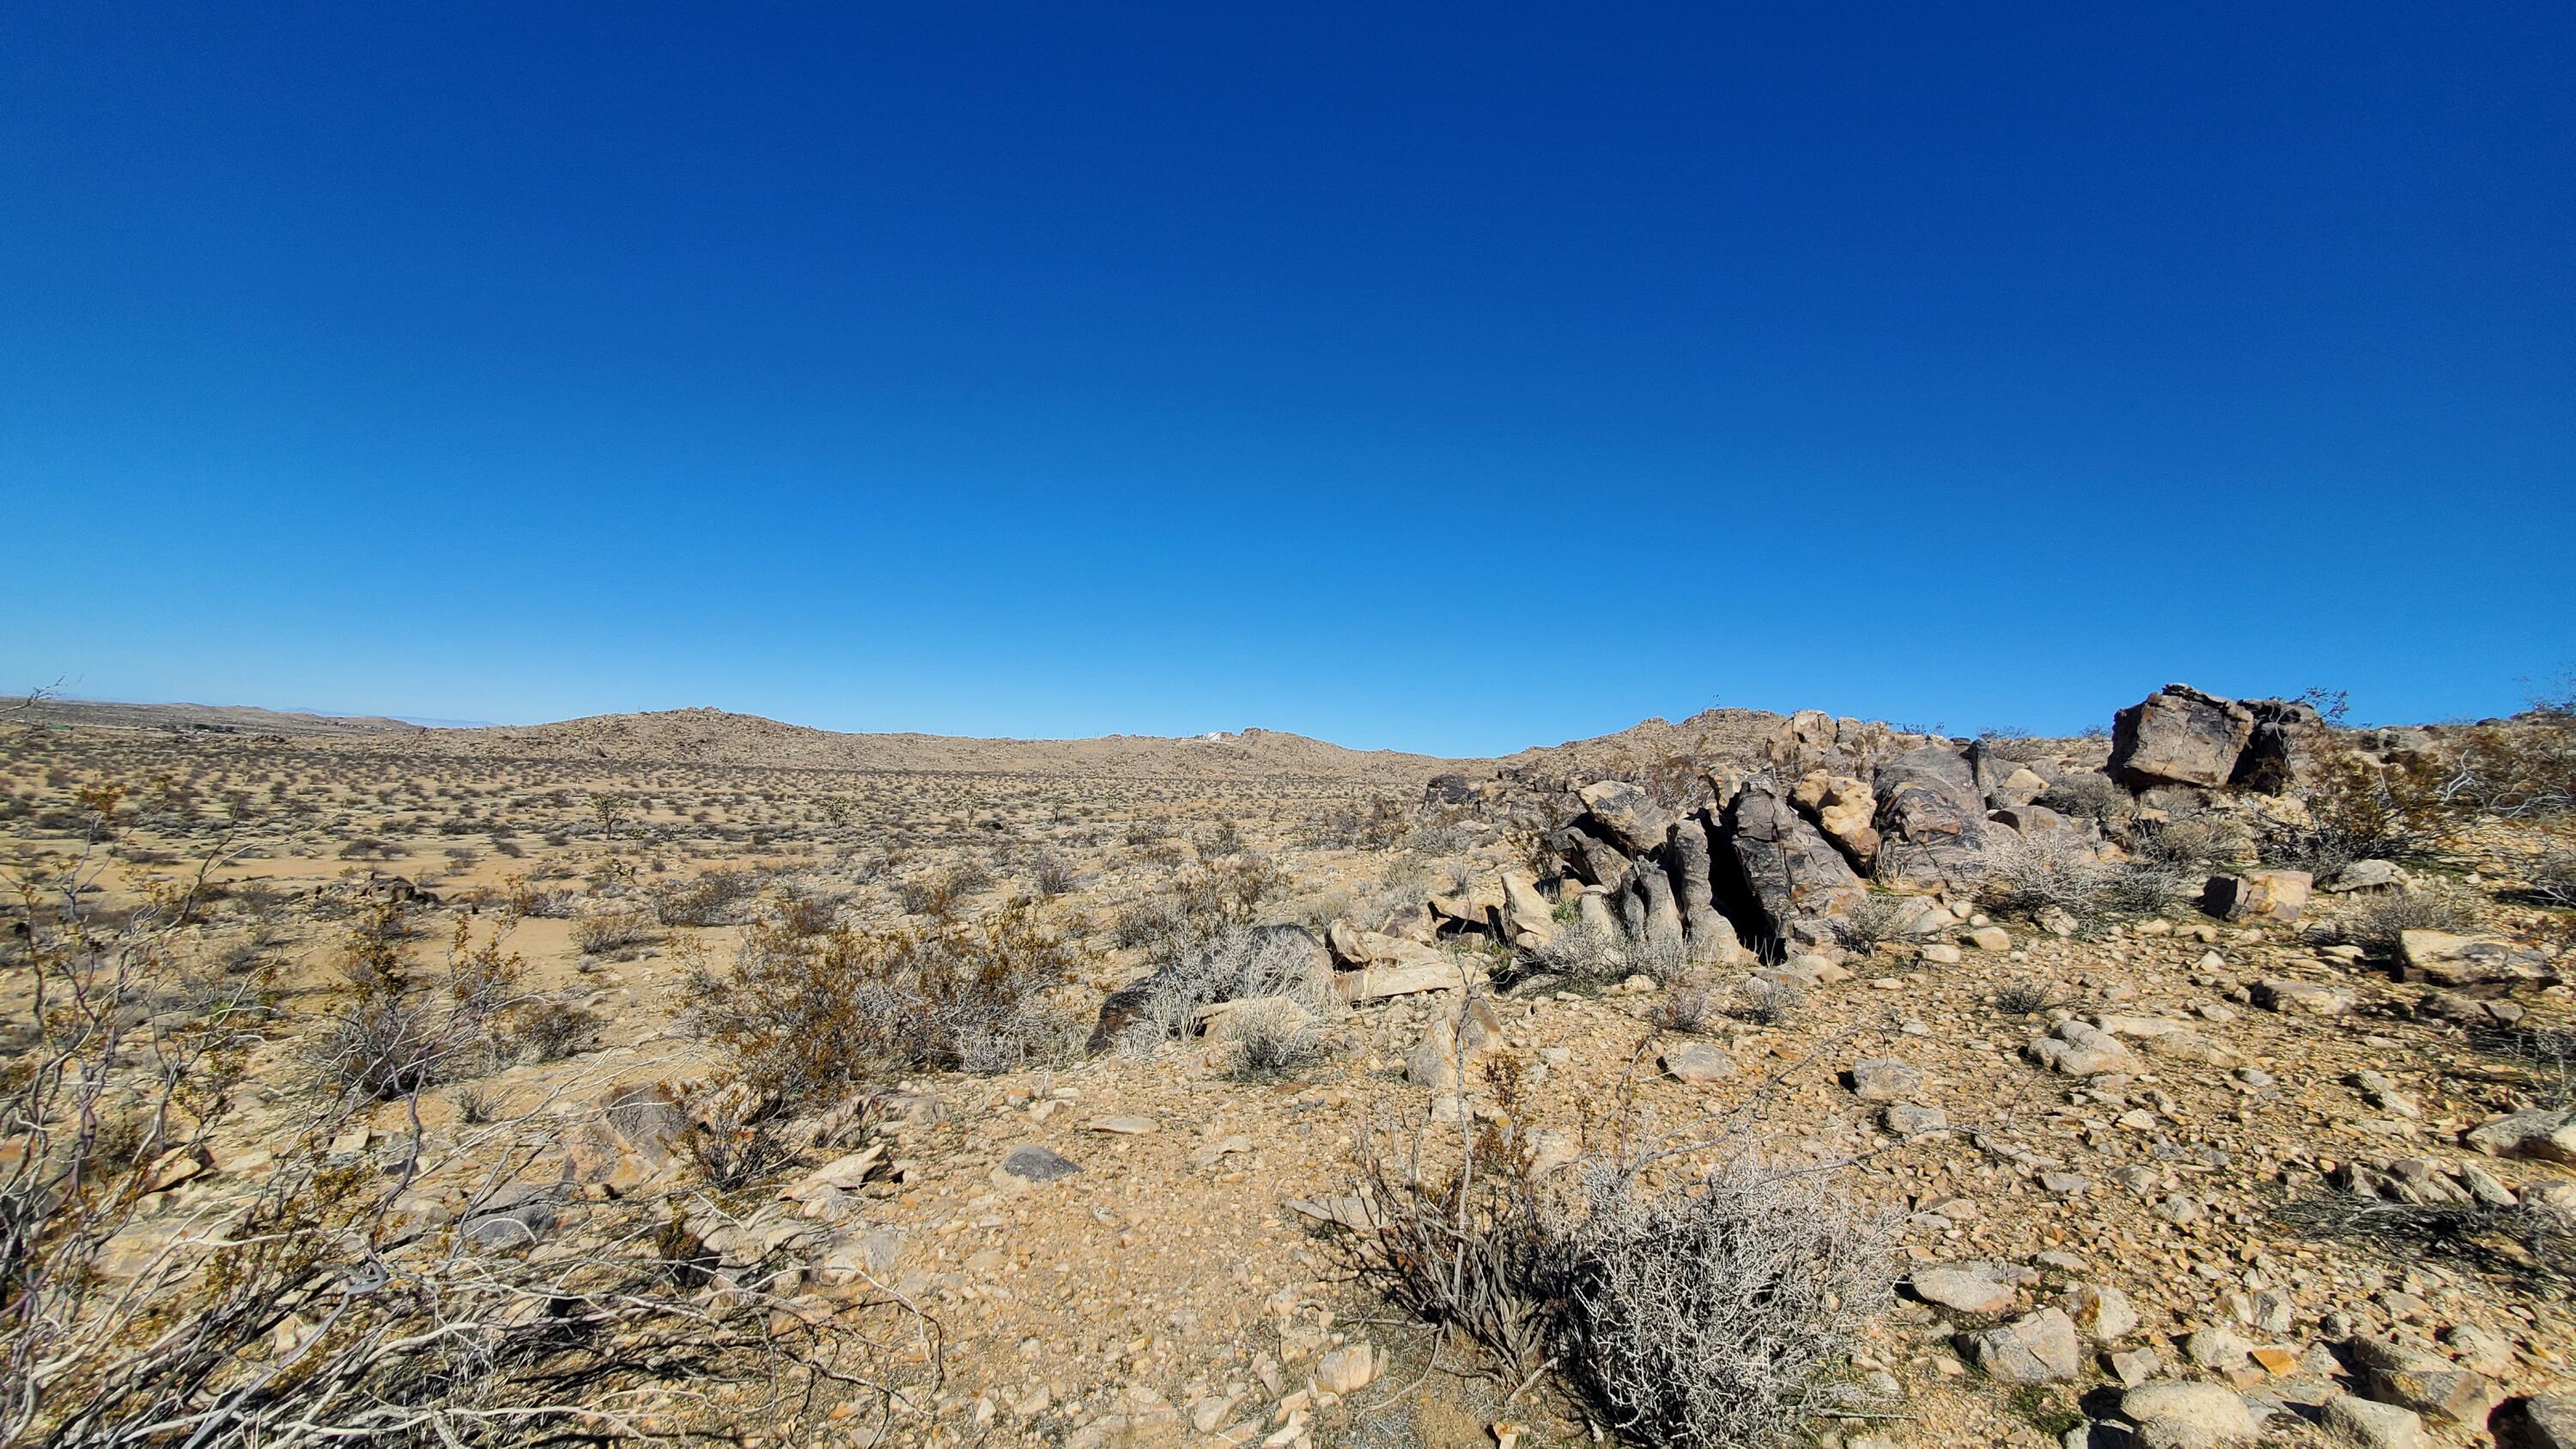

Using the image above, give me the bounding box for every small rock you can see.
[2323,1395,2427,1449]
[2118,1382,2257,1443]
[997,1145,1083,1184]
[1913,1265,2015,1315]
[1967,1307,2082,1383]
[1311,1342,1380,1395]
[1849,1057,1925,1103]
[2063,1284,2138,1342]
[1660,1042,1738,1084]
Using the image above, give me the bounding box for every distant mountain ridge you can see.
[17,697,425,738]
[334,706,1457,782]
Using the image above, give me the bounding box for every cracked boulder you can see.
[1722,782,1867,943]
[2111,684,2257,789]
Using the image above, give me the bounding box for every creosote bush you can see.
[704,905,1092,1107]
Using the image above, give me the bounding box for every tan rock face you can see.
[1793,770,1880,871]
[2110,684,2257,788]
[2215,868,2312,924]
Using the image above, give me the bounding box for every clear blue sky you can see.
[4,5,2568,755]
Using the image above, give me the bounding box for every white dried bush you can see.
[1827,892,1914,952]
[1978,830,2187,929]
[1528,917,1629,987]
[1122,926,1344,1054]
[1557,1157,1899,1449]
[2327,880,2482,958]
[1211,996,1328,1076]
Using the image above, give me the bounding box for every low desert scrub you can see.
[1978,831,2188,930]
[1212,997,1331,1079]
[1557,1157,1899,1447]
[1648,979,1722,1034]
[2439,694,2576,820]
[1341,1063,1897,1449]
[1025,850,1081,898]
[1521,917,1630,989]
[0,848,860,1446]
[313,907,523,1098]
[2279,733,2457,872]
[508,997,604,1062]
[1726,973,1804,1026]
[1120,925,1343,1054]
[2126,813,2254,876]
[647,867,765,926]
[569,907,659,955]
[704,906,1093,1107]
[1112,854,1290,970]
[2324,881,2482,959]
[2519,837,2576,909]
[1991,978,2069,1016]
[1827,892,1915,953]
[2038,770,2131,829]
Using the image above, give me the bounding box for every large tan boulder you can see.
[2210,868,2312,924]
[1793,770,1879,871]
[2111,685,2257,788]
[1577,780,1677,856]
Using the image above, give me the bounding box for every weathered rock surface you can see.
[2111,685,2257,789]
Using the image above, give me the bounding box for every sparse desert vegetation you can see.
[5,685,2576,1447]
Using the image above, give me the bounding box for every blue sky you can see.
[3,4,2568,755]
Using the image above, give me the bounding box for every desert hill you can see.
[16,697,426,738]
[335,705,1457,783]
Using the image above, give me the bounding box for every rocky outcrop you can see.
[1545,823,1632,887]
[2109,683,2326,795]
[1725,782,1867,946]
[1575,780,1677,856]
[1790,770,1878,873]
[2111,685,2258,788]
[1870,745,1990,889]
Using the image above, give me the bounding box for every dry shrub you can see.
[1121,926,1342,1054]
[1650,980,1722,1034]
[1214,998,1329,1079]
[313,910,520,1098]
[2327,880,2482,959]
[2442,701,2576,819]
[508,998,603,1062]
[568,908,659,956]
[1827,892,1914,953]
[1523,916,1628,989]
[678,1081,801,1190]
[1114,854,1289,970]
[2038,771,2131,830]
[1979,831,2186,930]
[647,867,764,926]
[1991,978,2068,1016]
[1727,975,1804,1026]
[1341,1073,1896,1449]
[1026,851,1081,898]
[2521,837,2576,909]
[2285,734,2456,871]
[2128,813,2254,875]
[3,857,850,1446]
[1557,1158,1899,1449]
[706,906,1092,1105]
